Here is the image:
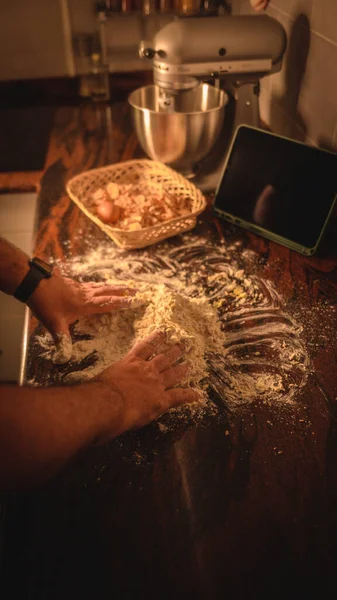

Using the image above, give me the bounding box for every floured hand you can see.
[95,330,200,438]
[27,268,139,363]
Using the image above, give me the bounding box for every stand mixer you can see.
[128,15,287,193]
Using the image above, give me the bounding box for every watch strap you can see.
[14,259,52,303]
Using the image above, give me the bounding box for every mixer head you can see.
[140,15,287,93]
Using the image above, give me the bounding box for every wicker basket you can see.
[66,159,207,250]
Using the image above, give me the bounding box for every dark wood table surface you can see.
[2,99,337,600]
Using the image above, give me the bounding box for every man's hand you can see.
[95,330,199,439]
[27,267,137,356]
[0,331,200,490]
[0,236,138,358]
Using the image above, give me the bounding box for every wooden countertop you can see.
[2,100,337,600]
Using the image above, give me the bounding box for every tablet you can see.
[213,125,337,255]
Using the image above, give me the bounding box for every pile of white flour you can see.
[40,282,226,390]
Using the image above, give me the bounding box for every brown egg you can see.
[96,200,120,224]
[109,204,121,224]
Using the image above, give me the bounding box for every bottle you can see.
[159,0,172,12]
[90,53,110,102]
[142,0,156,14]
[121,0,132,11]
[73,33,94,99]
[174,0,199,14]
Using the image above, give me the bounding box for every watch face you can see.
[30,257,53,277]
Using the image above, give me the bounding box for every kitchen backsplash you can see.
[1,0,335,151]
[235,0,337,151]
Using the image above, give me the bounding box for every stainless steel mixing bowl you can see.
[128,84,227,175]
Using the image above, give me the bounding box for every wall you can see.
[236,0,337,151]
[0,0,74,81]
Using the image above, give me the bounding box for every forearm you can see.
[0,382,124,491]
[0,237,31,295]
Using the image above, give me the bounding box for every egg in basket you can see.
[66,159,207,250]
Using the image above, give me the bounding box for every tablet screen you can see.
[214,126,337,250]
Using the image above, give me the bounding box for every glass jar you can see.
[90,53,110,103]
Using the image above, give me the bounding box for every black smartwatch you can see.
[14,257,53,303]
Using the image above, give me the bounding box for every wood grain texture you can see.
[2,100,337,600]
[0,171,41,193]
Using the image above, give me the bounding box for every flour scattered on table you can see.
[52,332,72,365]
[35,234,311,430]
